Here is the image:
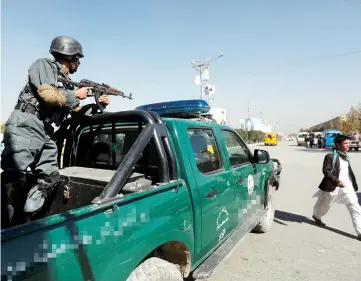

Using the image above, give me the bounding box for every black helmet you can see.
[49,36,84,58]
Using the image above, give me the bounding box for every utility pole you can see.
[192,53,223,102]
[247,101,251,119]
[275,121,280,131]
[247,93,257,119]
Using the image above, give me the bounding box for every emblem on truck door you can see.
[247,174,254,195]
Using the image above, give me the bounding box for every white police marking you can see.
[247,174,254,194]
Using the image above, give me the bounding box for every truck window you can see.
[221,130,251,166]
[75,128,138,169]
[73,126,161,185]
[187,128,222,174]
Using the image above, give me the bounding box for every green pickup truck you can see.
[1,100,282,281]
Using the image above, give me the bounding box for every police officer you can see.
[1,36,109,228]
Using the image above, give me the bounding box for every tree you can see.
[345,104,361,134]
[235,128,264,144]
[339,119,354,134]
[328,121,335,129]
[304,103,361,134]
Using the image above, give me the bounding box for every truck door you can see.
[220,129,263,226]
[185,127,236,257]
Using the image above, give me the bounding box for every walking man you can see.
[312,134,361,240]
[1,36,109,228]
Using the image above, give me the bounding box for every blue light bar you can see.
[135,99,210,116]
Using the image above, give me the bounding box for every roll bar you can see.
[54,109,177,203]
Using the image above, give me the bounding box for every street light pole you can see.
[192,53,223,101]
[247,101,251,119]
[199,59,203,99]
[247,93,257,119]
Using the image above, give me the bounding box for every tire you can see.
[355,148,359,151]
[126,257,183,281]
[253,193,275,233]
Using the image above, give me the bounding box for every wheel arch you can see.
[130,239,192,278]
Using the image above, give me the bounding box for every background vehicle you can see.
[296,132,309,146]
[1,100,282,281]
[349,138,360,151]
[285,136,296,141]
[264,132,278,146]
[322,129,341,148]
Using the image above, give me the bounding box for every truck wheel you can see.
[253,194,275,233]
[355,148,359,151]
[126,257,183,281]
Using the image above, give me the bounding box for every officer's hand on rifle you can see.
[75,87,93,100]
[98,94,109,105]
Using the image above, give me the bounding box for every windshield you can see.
[265,133,276,137]
[325,133,340,138]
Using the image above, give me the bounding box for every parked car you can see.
[1,99,282,281]
[296,132,309,146]
[349,137,360,151]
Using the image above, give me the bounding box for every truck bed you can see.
[58,166,145,188]
[46,166,153,216]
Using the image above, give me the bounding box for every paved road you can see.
[202,141,361,281]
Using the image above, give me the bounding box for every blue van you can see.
[322,129,341,148]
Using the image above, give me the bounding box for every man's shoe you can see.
[312,215,326,226]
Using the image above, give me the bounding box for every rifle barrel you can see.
[57,77,133,99]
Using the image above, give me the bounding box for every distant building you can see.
[308,115,347,132]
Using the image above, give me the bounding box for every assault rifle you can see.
[57,77,133,113]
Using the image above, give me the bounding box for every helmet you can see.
[49,36,84,58]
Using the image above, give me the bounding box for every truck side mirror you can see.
[254,149,270,164]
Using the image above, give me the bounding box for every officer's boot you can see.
[23,171,60,222]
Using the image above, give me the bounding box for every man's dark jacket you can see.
[319,153,358,192]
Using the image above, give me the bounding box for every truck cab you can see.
[1,99,282,281]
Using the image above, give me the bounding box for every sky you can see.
[1,0,361,134]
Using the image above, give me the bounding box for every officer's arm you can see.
[28,59,80,110]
